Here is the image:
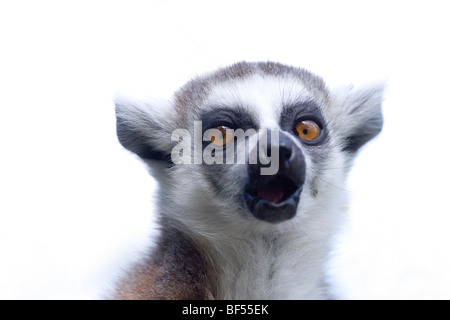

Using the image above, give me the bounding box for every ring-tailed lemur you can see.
[112,61,384,299]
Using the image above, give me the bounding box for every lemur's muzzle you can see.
[244,131,305,224]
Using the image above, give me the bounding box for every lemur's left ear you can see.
[114,94,175,163]
[329,82,385,153]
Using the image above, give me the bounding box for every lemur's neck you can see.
[188,224,330,299]
[112,216,331,300]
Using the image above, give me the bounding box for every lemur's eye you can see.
[207,126,234,146]
[295,120,321,141]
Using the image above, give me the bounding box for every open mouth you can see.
[244,175,302,224]
[247,176,300,204]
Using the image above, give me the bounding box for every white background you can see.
[1,0,449,299]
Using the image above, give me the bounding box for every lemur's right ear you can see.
[115,95,175,163]
[330,81,385,153]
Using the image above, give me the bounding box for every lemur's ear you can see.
[115,95,175,163]
[330,82,385,153]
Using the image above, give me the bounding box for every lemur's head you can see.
[116,62,384,233]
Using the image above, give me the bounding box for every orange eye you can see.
[208,126,234,146]
[295,120,321,141]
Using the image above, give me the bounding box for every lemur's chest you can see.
[207,238,327,299]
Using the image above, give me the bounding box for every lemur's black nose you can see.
[244,131,305,224]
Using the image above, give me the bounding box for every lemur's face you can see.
[116,62,384,229]
[189,76,330,224]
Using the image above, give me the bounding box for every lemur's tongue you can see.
[257,185,284,204]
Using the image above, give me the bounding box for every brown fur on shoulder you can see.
[112,225,211,300]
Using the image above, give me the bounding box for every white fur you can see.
[204,74,317,130]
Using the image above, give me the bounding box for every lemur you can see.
[112,61,384,299]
